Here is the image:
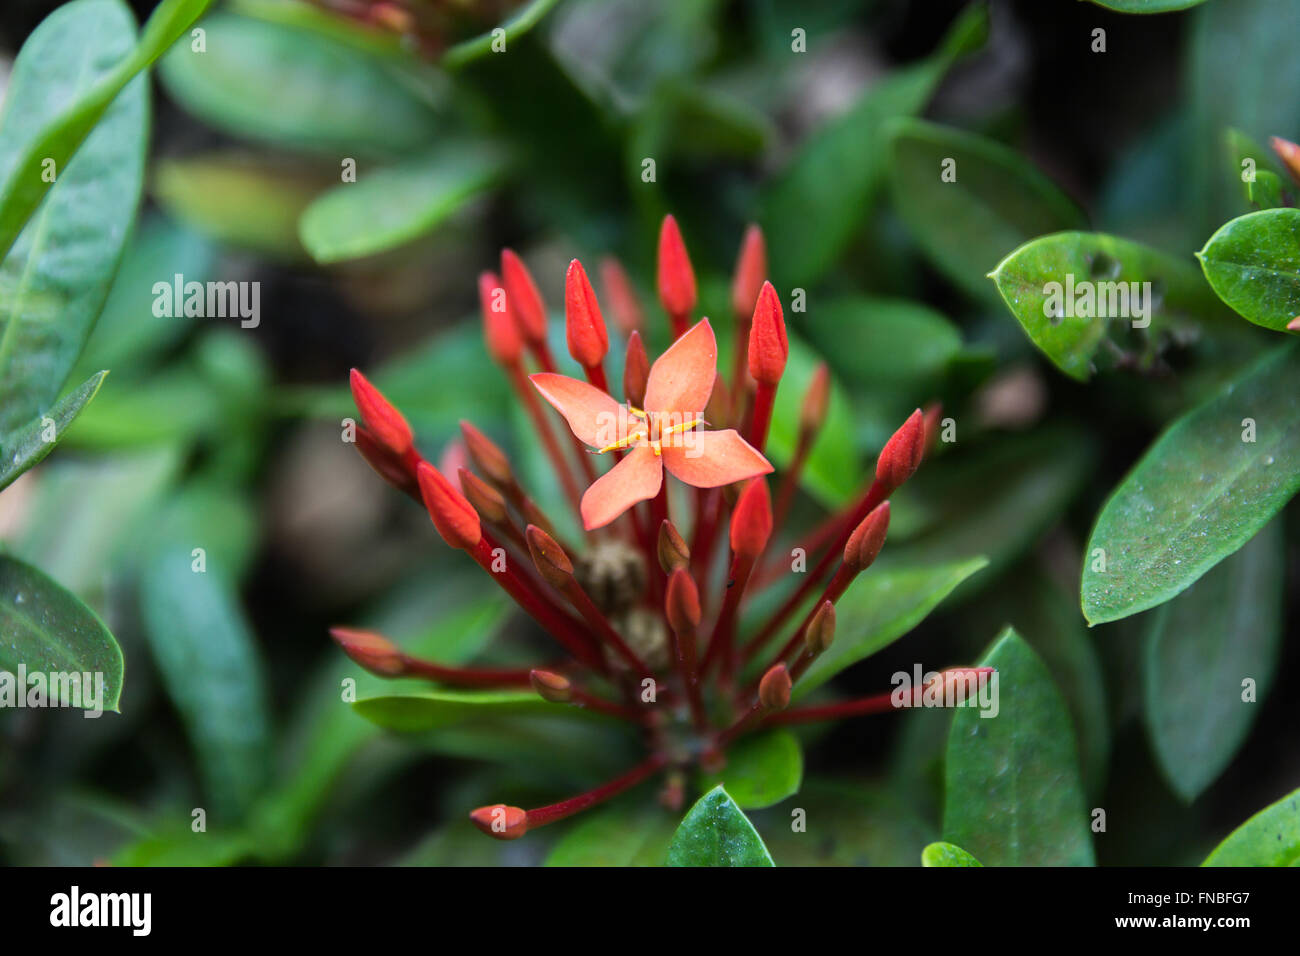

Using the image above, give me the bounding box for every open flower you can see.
[531,319,772,530]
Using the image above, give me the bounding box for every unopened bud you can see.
[349,368,413,457]
[500,249,548,345]
[565,258,609,368]
[731,224,767,322]
[844,501,889,573]
[416,462,482,550]
[525,524,574,590]
[657,214,696,319]
[804,601,836,656]
[330,627,406,676]
[529,669,573,704]
[459,420,513,487]
[801,363,831,434]
[624,331,649,408]
[758,663,792,711]
[665,568,701,634]
[658,520,690,574]
[469,804,528,840]
[875,409,925,492]
[458,468,508,524]
[747,281,788,386]
[730,478,772,558]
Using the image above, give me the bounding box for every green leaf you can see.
[1224,129,1289,212]
[793,556,988,699]
[765,333,858,507]
[797,297,963,393]
[1197,208,1300,332]
[443,0,563,71]
[0,0,147,434]
[354,689,614,733]
[1202,787,1300,866]
[139,537,271,818]
[0,0,212,262]
[1143,520,1283,802]
[1085,0,1209,10]
[992,232,1231,381]
[943,628,1094,866]
[889,119,1086,302]
[0,555,123,712]
[666,786,774,867]
[152,154,327,260]
[1081,344,1300,624]
[760,3,987,287]
[0,371,106,492]
[701,730,802,810]
[299,146,508,263]
[921,841,982,866]
[159,12,439,154]
[545,804,676,866]
[756,780,936,866]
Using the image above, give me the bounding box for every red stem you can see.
[402,657,535,688]
[700,552,755,678]
[562,579,654,676]
[525,753,668,829]
[747,381,777,454]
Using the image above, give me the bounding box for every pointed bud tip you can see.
[1271,136,1300,182]
[844,500,890,573]
[730,478,773,558]
[804,601,836,656]
[800,363,831,433]
[747,281,788,385]
[529,669,573,704]
[759,663,792,711]
[525,524,574,589]
[658,520,691,574]
[875,409,925,491]
[349,368,413,457]
[500,248,547,344]
[731,224,767,321]
[665,568,701,633]
[565,258,609,368]
[657,214,697,318]
[460,420,513,487]
[458,468,508,524]
[469,804,529,840]
[479,270,523,366]
[623,330,650,408]
[330,627,406,676]
[417,462,482,550]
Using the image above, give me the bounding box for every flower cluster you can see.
[335,215,988,840]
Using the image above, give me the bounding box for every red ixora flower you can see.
[337,215,991,842]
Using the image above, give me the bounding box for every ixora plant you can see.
[333,216,993,860]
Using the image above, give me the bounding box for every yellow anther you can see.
[628,405,648,420]
[661,417,704,438]
[595,431,646,454]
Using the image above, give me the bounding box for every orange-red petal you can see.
[580,444,663,530]
[644,318,717,415]
[660,429,772,489]
[530,372,625,449]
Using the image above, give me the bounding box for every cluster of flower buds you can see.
[338,215,987,839]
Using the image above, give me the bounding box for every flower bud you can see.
[875,409,925,492]
[349,368,412,457]
[804,601,836,656]
[801,363,831,434]
[565,258,609,368]
[459,420,513,487]
[330,627,406,676]
[479,270,522,366]
[458,468,508,524]
[500,248,548,345]
[624,331,649,408]
[729,478,772,559]
[416,462,482,550]
[747,281,788,386]
[731,224,767,322]
[844,501,889,573]
[469,804,529,840]
[657,214,696,320]
[758,663,792,711]
[665,568,701,635]
[658,520,690,574]
[525,524,575,590]
[529,668,573,704]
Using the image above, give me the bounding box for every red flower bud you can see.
[349,368,412,457]
[529,669,573,704]
[657,214,696,320]
[600,256,644,335]
[804,601,836,656]
[801,362,831,433]
[658,519,690,574]
[758,663,792,711]
[665,568,701,634]
[469,804,529,840]
[747,281,788,386]
[1271,136,1300,184]
[479,270,522,366]
[844,501,889,573]
[458,468,508,524]
[623,330,649,408]
[565,258,609,368]
[459,420,513,488]
[875,409,925,492]
[500,248,548,345]
[330,627,406,676]
[731,223,767,322]
[525,524,574,590]
[729,477,772,559]
[416,462,482,550]
[355,426,416,494]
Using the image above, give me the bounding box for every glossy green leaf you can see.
[1202,787,1300,866]
[352,689,606,732]
[152,154,328,260]
[300,146,508,263]
[993,231,1235,382]
[1197,208,1300,332]
[666,786,774,867]
[1081,344,1300,624]
[793,556,988,699]
[921,841,982,866]
[1144,520,1283,802]
[139,537,271,817]
[701,730,802,810]
[1224,129,1289,212]
[1086,0,1209,10]
[0,0,147,434]
[159,12,438,154]
[943,629,1094,866]
[0,555,123,712]
[797,297,963,392]
[0,371,106,492]
[889,119,1086,302]
[760,4,987,287]
[765,333,857,507]
[443,0,563,70]
[756,780,936,866]
[545,804,677,866]
[0,0,212,261]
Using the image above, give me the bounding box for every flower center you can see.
[594,406,704,456]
